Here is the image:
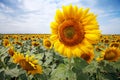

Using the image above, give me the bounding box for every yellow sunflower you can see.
[2,39,11,47]
[8,46,15,56]
[97,47,120,62]
[103,47,120,61]
[116,39,120,43]
[31,41,40,46]
[80,50,94,63]
[109,42,120,48]
[50,4,101,58]
[12,53,42,75]
[43,38,52,49]
[104,39,110,44]
[4,35,9,39]
[16,41,23,46]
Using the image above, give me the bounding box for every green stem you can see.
[27,74,31,80]
[68,58,73,80]
[96,68,100,80]
[68,58,72,70]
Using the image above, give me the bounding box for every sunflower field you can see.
[0,34,120,80]
[0,5,120,80]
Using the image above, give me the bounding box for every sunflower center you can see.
[81,54,90,61]
[8,48,15,56]
[19,59,36,71]
[58,20,84,46]
[45,41,51,47]
[110,43,119,48]
[63,26,75,39]
[4,40,9,46]
[104,50,117,60]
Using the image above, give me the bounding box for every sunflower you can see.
[31,41,40,46]
[80,50,94,63]
[43,38,52,49]
[95,45,102,52]
[19,55,42,75]
[103,47,120,61]
[12,53,42,75]
[16,41,23,46]
[4,35,9,39]
[116,39,120,43]
[97,47,120,62]
[109,42,120,48]
[2,39,11,47]
[50,4,101,58]
[104,39,110,44]
[100,38,104,43]
[8,46,15,56]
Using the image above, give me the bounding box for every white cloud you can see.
[109,17,120,23]
[16,0,57,33]
[0,2,14,13]
[20,0,57,11]
[0,11,53,33]
[0,2,5,8]
[0,3,14,13]
[21,0,42,11]
[0,13,7,20]
[100,17,120,34]
[56,0,80,6]
[0,0,58,33]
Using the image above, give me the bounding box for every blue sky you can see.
[0,0,120,34]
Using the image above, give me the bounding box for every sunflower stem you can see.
[27,74,31,80]
[96,68,100,80]
[68,58,72,70]
[68,58,73,80]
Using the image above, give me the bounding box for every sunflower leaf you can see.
[50,64,75,80]
[4,67,20,77]
[73,57,88,69]
[18,73,28,80]
[83,60,98,73]
[33,74,48,80]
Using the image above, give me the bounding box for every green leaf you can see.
[0,47,9,56]
[7,63,16,69]
[50,63,77,80]
[0,71,5,80]
[76,72,89,80]
[4,56,10,65]
[5,75,11,80]
[111,60,120,70]
[33,74,47,80]
[4,67,20,77]
[83,61,98,73]
[50,64,68,80]
[98,72,118,80]
[18,73,27,80]
[66,70,76,80]
[44,67,52,76]
[72,58,89,80]
[73,57,88,70]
